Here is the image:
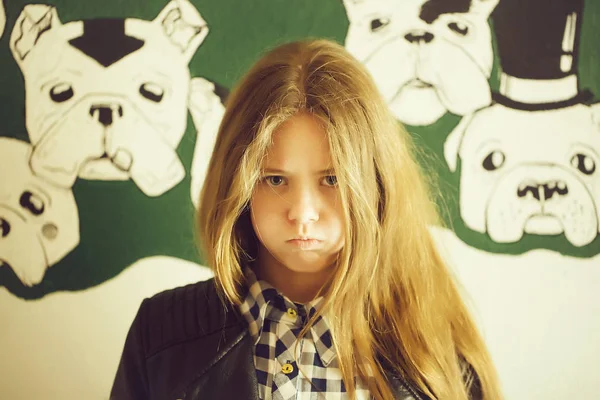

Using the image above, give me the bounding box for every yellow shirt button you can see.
[287,308,297,317]
[281,363,294,374]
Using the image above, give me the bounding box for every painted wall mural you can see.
[0,0,598,399]
[342,0,600,257]
[0,137,79,286]
[445,0,600,249]
[1,0,225,292]
[9,1,211,197]
[343,0,498,126]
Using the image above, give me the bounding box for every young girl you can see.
[111,39,502,400]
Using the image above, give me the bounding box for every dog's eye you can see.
[50,83,74,103]
[140,83,164,103]
[571,153,596,175]
[0,218,10,238]
[20,191,45,216]
[448,21,469,36]
[370,17,390,32]
[482,151,505,171]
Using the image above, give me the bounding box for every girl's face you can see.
[250,113,345,278]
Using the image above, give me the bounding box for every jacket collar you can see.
[182,280,259,400]
[183,278,428,400]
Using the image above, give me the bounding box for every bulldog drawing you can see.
[343,0,498,126]
[0,138,80,287]
[444,0,600,248]
[9,0,213,197]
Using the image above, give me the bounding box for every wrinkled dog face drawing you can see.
[9,0,208,197]
[445,103,600,247]
[343,0,498,126]
[0,138,80,287]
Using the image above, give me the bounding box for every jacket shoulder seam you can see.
[145,321,243,360]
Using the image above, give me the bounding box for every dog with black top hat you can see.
[445,0,600,248]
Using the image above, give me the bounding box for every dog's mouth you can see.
[405,79,433,89]
[89,150,133,173]
[523,214,565,237]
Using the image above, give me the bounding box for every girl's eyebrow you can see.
[263,167,336,174]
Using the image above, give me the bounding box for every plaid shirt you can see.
[238,268,372,400]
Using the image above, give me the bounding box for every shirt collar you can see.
[238,267,336,366]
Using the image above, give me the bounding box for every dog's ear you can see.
[444,114,473,172]
[0,0,6,39]
[341,0,367,22]
[470,0,499,18]
[591,102,600,131]
[10,4,61,65]
[154,0,208,63]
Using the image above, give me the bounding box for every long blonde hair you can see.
[196,39,502,400]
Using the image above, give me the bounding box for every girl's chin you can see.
[278,258,337,274]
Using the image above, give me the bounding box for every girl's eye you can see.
[323,175,338,186]
[265,176,285,186]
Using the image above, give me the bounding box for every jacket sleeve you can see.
[110,299,150,400]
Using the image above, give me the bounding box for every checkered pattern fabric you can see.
[238,268,372,400]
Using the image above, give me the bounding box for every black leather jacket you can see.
[110,279,477,400]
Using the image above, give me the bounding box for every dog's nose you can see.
[89,104,124,127]
[517,181,569,201]
[404,31,434,44]
[0,217,10,238]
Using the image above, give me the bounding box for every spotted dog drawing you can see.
[444,0,600,248]
[0,138,80,287]
[9,0,217,197]
[342,0,498,126]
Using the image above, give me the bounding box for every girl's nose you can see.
[287,184,319,224]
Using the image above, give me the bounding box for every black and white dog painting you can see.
[343,0,498,126]
[9,0,222,198]
[0,138,80,287]
[445,0,600,248]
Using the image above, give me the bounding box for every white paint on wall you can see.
[0,256,213,400]
[432,226,600,400]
